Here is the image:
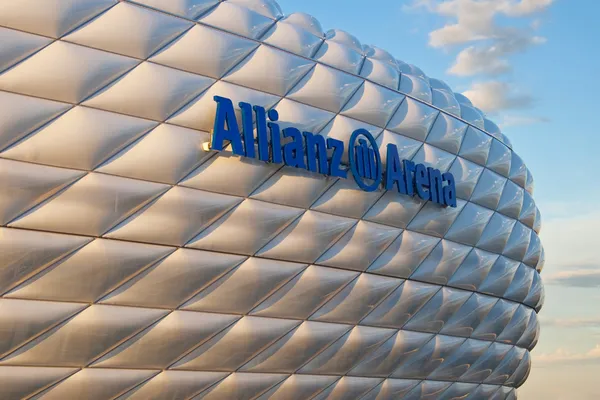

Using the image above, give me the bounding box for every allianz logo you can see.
[209,96,457,208]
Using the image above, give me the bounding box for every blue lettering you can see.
[212,96,244,155]
[384,144,408,194]
[267,109,283,164]
[367,148,377,180]
[327,138,347,178]
[415,164,430,200]
[239,102,255,158]
[210,96,457,207]
[403,160,416,196]
[349,129,382,192]
[254,105,270,162]
[282,127,306,169]
[428,167,444,204]
[361,139,372,178]
[355,141,365,178]
[304,132,329,174]
[442,172,457,207]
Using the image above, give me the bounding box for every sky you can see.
[274,0,599,398]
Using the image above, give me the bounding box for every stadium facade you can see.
[0,1,544,399]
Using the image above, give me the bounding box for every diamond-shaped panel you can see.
[0,1,544,397]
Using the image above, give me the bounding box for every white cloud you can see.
[413,0,553,47]
[543,268,600,288]
[428,1,498,48]
[540,316,600,329]
[535,345,600,365]
[449,46,512,76]
[531,18,542,30]
[429,24,487,48]
[449,32,546,76]
[407,0,554,127]
[500,0,554,17]
[462,81,534,113]
[411,0,552,76]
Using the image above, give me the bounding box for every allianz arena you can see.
[0,1,545,399]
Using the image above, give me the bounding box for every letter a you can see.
[282,127,306,169]
[442,172,457,207]
[384,144,407,194]
[212,96,244,156]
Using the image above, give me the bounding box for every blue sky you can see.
[277,0,600,214]
[276,0,599,398]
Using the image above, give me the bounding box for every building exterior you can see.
[0,1,544,399]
